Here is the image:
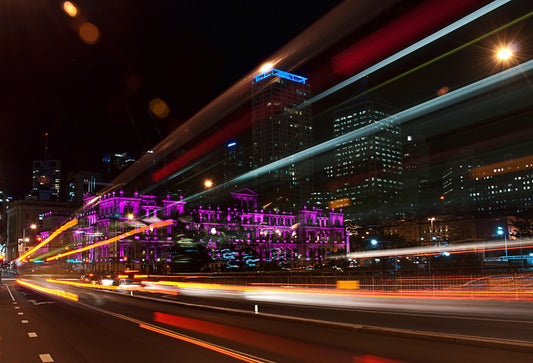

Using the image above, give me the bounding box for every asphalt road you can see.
[1,275,533,362]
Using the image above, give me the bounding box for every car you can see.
[115,270,144,288]
[81,273,100,284]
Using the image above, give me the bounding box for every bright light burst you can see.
[259,62,274,73]
[497,47,513,60]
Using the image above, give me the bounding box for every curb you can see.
[127,292,533,353]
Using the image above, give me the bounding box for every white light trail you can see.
[346,238,533,259]
[186,59,533,203]
[296,0,511,109]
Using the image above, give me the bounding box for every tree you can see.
[511,212,533,238]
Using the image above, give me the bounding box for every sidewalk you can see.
[0,281,24,362]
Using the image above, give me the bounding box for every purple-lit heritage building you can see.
[60,188,347,273]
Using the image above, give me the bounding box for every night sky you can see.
[0,0,342,198]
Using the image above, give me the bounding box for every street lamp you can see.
[496,47,513,61]
[497,226,507,258]
[428,217,435,241]
[19,223,38,259]
[204,180,213,188]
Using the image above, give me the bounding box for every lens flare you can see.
[79,22,100,45]
[62,1,78,17]
[149,98,170,119]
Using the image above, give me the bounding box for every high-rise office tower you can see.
[328,100,403,223]
[29,160,62,201]
[28,133,61,201]
[251,69,313,209]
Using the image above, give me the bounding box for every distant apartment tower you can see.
[441,152,479,214]
[29,159,61,201]
[327,100,402,223]
[469,154,533,216]
[251,69,313,209]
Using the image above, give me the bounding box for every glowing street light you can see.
[497,226,508,258]
[204,180,213,188]
[496,47,513,60]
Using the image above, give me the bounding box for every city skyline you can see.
[0,0,342,199]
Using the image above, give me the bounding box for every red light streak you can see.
[45,220,173,261]
[17,280,79,301]
[331,0,487,76]
[153,312,355,361]
[138,323,265,363]
[152,113,250,182]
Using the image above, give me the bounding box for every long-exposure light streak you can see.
[296,0,511,110]
[45,220,173,261]
[330,10,533,115]
[17,280,79,301]
[185,59,533,203]
[138,323,268,363]
[17,218,78,262]
[346,238,533,260]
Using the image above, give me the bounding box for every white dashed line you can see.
[15,306,20,309]
[39,353,54,362]
[28,332,38,338]
[18,312,24,315]
[13,302,17,304]
[6,285,16,301]
[21,320,29,324]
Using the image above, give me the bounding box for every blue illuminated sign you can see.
[227,142,237,148]
[253,69,307,84]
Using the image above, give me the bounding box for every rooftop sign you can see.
[253,69,307,84]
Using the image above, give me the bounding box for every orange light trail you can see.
[45,220,173,261]
[17,280,79,301]
[138,323,266,363]
[142,277,533,301]
[47,279,121,291]
[18,218,78,262]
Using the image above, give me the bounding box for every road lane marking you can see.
[18,312,23,315]
[73,300,272,363]
[139,323,272,363]
[39,353,54,362]
[6,285,15,301]
[15,306,20,309]
[21,320,29,324]
[29,299,55,306]
[28,332,38,338]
